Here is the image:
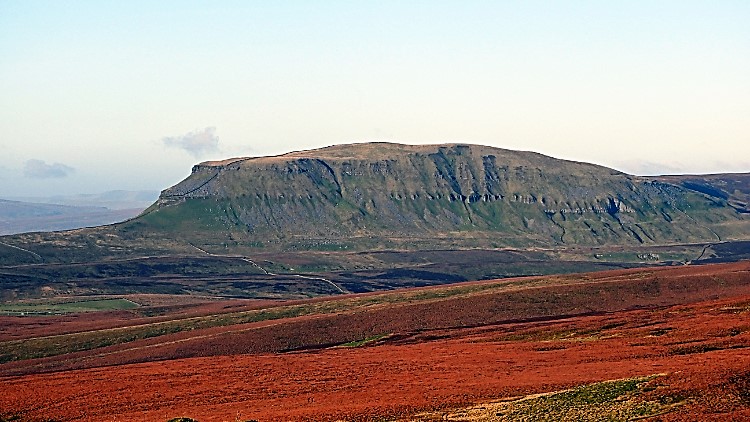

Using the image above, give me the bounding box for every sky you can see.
[1,1,749,197]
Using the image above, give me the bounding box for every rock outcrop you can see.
[132,142,750,250]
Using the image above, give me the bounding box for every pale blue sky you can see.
[1,1,748,196]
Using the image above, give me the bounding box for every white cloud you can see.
[161,127,220,157]
[23,159,75,178]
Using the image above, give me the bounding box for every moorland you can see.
[1,262,749,420]
[1,143,750,421]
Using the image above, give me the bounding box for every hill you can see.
[5,143,750,255]
[1,143,750,299]
[655,173,750,214]
[134,142,749,251]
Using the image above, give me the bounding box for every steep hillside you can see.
[1,143,749,274]
[656,173,750,214]
[129,142,749,251]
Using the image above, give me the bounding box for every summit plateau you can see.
[1,142,750,299]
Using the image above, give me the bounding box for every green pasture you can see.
[0,298,139,316]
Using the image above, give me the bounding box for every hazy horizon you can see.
[2,1,748,197]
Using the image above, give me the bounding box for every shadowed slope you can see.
[134,142,750,251]
[0,143,749,298]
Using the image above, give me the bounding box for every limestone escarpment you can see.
[134,143,750,250]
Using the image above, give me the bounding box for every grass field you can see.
[0,298,139,316]
[415,375,678,421]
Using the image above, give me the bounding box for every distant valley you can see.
[5,189,159,211]
[0,190,158,235]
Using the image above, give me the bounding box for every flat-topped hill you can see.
[1,143,749,265]
[136,142,749,251]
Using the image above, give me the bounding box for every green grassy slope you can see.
[128,143,750,251]
[0,142,749,301]
[1,143,749,264]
